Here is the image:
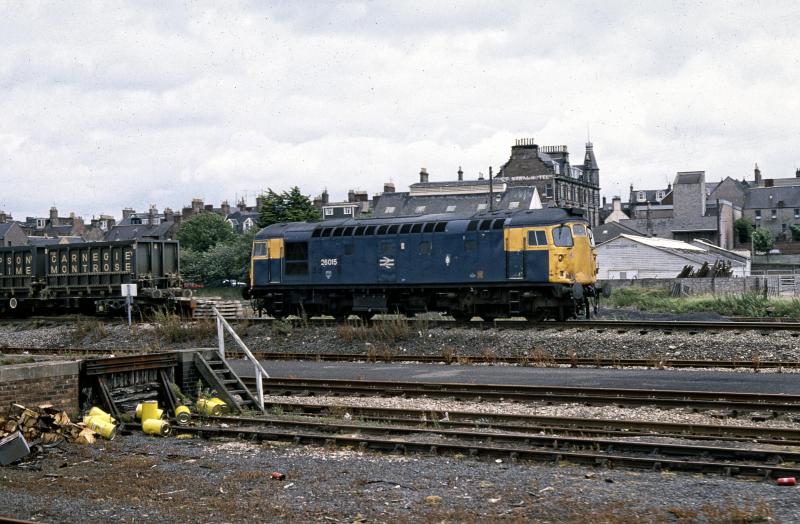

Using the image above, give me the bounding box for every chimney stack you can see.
[238,198,247,212]
[148,205,157,225]
[163,208,174,222]
[255,195,264,210]
[49,206,58,226]
[383,182,395,193]
[457,166,463,181]
[754,163,762,184]
[348,190,355,203]
[419,168,429,184]
[321,189,329,204]
[221,200,230,216]
[122,208,135,220]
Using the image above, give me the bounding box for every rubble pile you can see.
[1,403,97,446]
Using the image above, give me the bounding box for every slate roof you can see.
[675,172,703,184]
[0,223,13,238]
[372,185,539,218]
[745,186,800,209]
[105,222,176,241]
[600,234,745,268]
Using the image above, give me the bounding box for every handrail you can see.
[213,306,269,409]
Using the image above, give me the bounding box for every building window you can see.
[783,223,788,231]
[771,209,777,219]
[508,201,520,209]
[323,208,333,216]
[414,205,426,214]
[656,191,664,200]
[637,191,646,202]
[36,218,46,228]
[384,206,395,214]
[343,207,353,215]
[755,210,761,220]
[545,184,553,198]
[476,203,487,211]
[795,209,800,218]
[445,205,456,212]
[553,163,560,175]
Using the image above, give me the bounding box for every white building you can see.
[597,234,750,279]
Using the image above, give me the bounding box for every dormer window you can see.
[508,201,520,209]
[384,206,395,214]
[637,191,646,202]
[771,209,777,219]
[323,207,333,216]
[755,210,761,220]
[656,191,664,200]
[414,205,426,214]
[445,205,456,212]
[553,163,560,175]
[343,207,353,215]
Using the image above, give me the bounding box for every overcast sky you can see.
[2,1,799,219]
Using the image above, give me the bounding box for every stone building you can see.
[372,138,599,224]
[606,171,740,250]
[314,188,372,220]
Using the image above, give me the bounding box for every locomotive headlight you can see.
[558,255,564,262]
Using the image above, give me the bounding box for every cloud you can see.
[1,1,799,218]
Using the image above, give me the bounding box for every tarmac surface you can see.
[230,360,800,394]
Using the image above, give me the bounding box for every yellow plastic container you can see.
[87,407,116,424]
[84,416,117,440]
[174,405,191,426]
[197,398,227,417]
[138,401,164,421]
[142,418,171,436]
[140,401,160,421]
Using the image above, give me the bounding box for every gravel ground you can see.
[1,432,797,523]
[2,313,800,363]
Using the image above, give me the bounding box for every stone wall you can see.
[602,276,783,296]
[0,361,81,415]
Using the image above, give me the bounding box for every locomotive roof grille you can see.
[255,208,588,240]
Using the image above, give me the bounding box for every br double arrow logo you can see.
[379,256,395,269]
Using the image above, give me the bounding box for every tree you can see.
[790,224,800,242]
[257,186,320,228]
[180,231,255,286]
[752,227,775,253]
[734,218,753,244]
[177,212,235,252]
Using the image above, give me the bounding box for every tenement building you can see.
[371,138,601,225]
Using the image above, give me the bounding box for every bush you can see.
[734,218,753,244]
[752,228,775,253]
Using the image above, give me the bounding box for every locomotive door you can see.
[377,241,397,283]
[505,227,525,280]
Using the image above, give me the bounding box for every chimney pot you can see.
[419,168,429,184]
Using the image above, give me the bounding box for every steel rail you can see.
[242,377,800,412]
[204,414,800,464]
[254,401,800,445]
[177,423,800,478]
[3,346,798,371]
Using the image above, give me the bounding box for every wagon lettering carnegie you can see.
[246,207,603,320]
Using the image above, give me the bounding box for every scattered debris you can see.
[424,495,442,506]
[0,404,97,446]
[777,477,796,486]
[0,432,31,466]
[271,471,286,480]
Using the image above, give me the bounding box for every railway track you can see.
[250,401,800,445]
[3,346,797,370]
[242,376,800,413]
[179,415,800,479]
[4,315,800,333]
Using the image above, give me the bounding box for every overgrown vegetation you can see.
[734,217,753,244]
[752,227,775,253]
[152,309,216,343]
[337,316,414,342]
[71,318,109,343]
[608,287,800,318]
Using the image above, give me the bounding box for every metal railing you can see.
[213,306,269,410]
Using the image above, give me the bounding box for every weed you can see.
[441,345,456,363]
[530,348,556,367]
[152,309,215,343]
[481,346,497,364]
[71,318,108,343]
[271,319,293,336]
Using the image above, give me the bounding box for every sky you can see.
[2,1,800,219]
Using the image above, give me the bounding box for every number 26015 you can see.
[320,258,338,266]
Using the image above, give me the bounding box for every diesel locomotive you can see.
[247,207,601,321]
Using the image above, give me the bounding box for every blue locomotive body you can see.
[248,208,598,320]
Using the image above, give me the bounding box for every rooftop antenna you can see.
[488,166,494,212]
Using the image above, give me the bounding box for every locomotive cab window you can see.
[587,227,596,247]
[552,226,573,247]
[284,242,309,276]
[252,242,267,257]
[527,230,547,247]
[572,224,587,236]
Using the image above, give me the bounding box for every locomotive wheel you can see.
[449,310,470,322]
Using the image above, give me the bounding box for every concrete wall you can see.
[0,361,80,415]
